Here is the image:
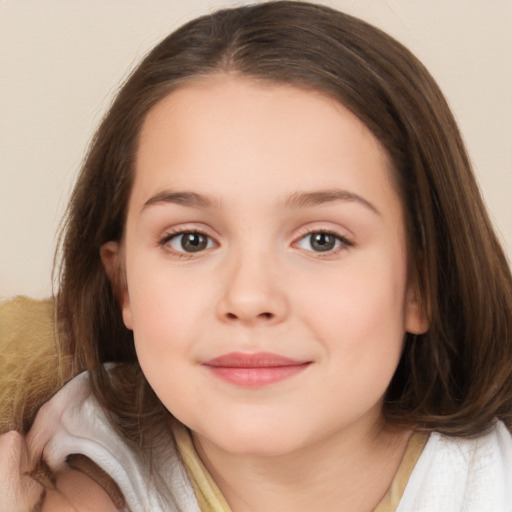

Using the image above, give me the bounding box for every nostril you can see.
[224,311,274,321]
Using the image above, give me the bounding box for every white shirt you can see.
[6,371,512,512]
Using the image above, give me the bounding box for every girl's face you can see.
[107,75,427,456]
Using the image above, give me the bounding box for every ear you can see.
[100,241,133,330]
[404,280,429,335]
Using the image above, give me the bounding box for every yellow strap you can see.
[174,421,427,512]
[173,423,232,512]
[373,431,428,512]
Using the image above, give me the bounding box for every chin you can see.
[207,424,312,457]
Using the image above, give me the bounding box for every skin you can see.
[0,427,117,512]
[41,468,118,512]
[102,74,428,512]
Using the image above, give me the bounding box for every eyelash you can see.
[158,227,217,257]
[292,228,353,256]
[158,227,353,257]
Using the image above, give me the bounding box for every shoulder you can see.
[427,421,512,476]
[41,465,121,512]
[0,369,122,511]
[0,369,199,512]
[398,422,512,512]
[0,430,120,511]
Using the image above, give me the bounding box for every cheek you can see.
[124,260,215,381]
[306,251,407,337]
[301,248,408,387]
[129,281,194,354]
[127,276,199,413]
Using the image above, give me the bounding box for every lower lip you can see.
[205,363,310,387]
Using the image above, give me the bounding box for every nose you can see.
[216,251,289,325]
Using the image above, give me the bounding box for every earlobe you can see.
[100,241,133,330]
[404,283,430,335]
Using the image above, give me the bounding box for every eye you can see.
[165,231,215,253]
[295,231,348,253]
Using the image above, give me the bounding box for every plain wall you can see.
[1,0,511,299]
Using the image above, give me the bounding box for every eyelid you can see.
[157,224,219,256]
[291,225,354,254]
[293,223,353,241]
[155,223,353,257]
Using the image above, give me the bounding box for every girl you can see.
[1,1,511,510]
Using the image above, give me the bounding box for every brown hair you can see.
[57,1,512,451]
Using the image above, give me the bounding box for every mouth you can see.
[202,352,312,387]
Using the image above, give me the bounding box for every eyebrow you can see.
[284,189,380,215]
[141,188,379,215]
[142,191,219,211]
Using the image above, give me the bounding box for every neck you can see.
[192,417,413,512]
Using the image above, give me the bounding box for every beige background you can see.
[1,0,511,299]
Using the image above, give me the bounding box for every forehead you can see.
[132,74,398,213]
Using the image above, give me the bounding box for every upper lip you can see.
[203,352,310,368]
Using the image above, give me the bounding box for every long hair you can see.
[57,1,512,454]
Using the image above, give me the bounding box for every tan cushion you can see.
[0,297,73,433]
